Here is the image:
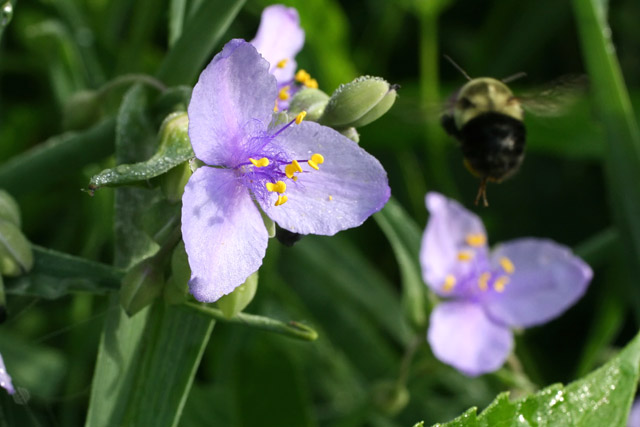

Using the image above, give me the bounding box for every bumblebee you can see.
[441,57,584,206]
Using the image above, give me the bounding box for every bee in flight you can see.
[440,56,585,206]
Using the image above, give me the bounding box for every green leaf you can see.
[119,257,165,317]
[374,197,428,328]
[439,331,640,426]
[89,112,192,191]
[0,220,33,277]
[164,241,190,305]
[4,245,123,299]
[572,0,640,320]
[0,119,115,196]
[0,190,21,227]
[156,0,246,86]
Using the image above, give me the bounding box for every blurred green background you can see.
[1,0,639,425]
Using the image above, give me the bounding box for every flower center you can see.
[238,111,325,207]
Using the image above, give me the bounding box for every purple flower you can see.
[0,353,14,395]
[182,39,390,302]
[420,192,592,376]
[250,4,305,107]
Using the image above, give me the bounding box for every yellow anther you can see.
[265,180,286,193]
[493,276,510,293]
[311,153,324,165]
[285,164,296,179]
[292,159,303,173]
[295,111,307,125]
[308,153,324,170]
[295,69,311,83]
[457,250,474,262]
[275,194,288,206]
[249,157,269,167]
[304,78,318,89]
[278,85,290,101]
[276,59,288,69]
[273,99,279,112]
[499,257,515,274]
[292,176,298,182]
[478,272,491,291]
[442,274,456,292]
[328,195,333,201]
[466,233,487,247]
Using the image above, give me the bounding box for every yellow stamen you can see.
[457,250,474,261]
[308,153,324,170]
[295,111,307,124]
[466,233,487,247]
[276,59,288,69]
[295,69,310,83]
[273,99,279,112]
[499,257,515,274]
[292,176,298,181]
[285,164,296,179]
[304,78,318,89]
[275,195,288,206]
[278,85,290,101]
[328,195,333,201]
[265,180,286,193]
[442,274,456,292]
[493,276,510,293]
[292,159,303,172]
[478,272,491,291]
[249,157,269,167]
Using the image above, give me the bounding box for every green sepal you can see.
[119,257,165,316]
[0,189,21,227]
[164,241,190,305]
[89,112,193,191]
[0,219,33,277]
[371,380,410,416]
[339,127,360,143]
[319,76,397,128]
[216,271,259,318]
[288,88,330,122]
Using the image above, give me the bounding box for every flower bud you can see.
[371,380,410,415]
[0,220,33,277]
[216,271,258,318]
[339,127,359,143]
[319,76,397,129]
[0,190,21,227]
[63,90,103,130]
[288,88,330,122]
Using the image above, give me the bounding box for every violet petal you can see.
[427,301,513,377]
[259,121,390,235]
[250,5,304,84]
[0,353,14,395]
[484,238,592,328]
[181,167,269,302]
[420,192,489,295]
[188,39,277,167]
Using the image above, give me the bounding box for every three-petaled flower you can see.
[0,352,14,395]
[420,192,592,376]
[181,39,390,302]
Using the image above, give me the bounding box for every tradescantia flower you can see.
[0,353,14,395]
[182,39,390,302]
[628,398,640,427]
[420,192,592,376]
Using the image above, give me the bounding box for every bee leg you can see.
[474,177,489,207]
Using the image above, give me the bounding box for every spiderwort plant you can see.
[420,192,592,376]
[250,4,316,111]
[182,39,390,302]
[0,353,14,395]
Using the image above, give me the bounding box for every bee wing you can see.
[518,74,588,116]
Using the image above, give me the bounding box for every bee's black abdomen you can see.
[460,112,526,181]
